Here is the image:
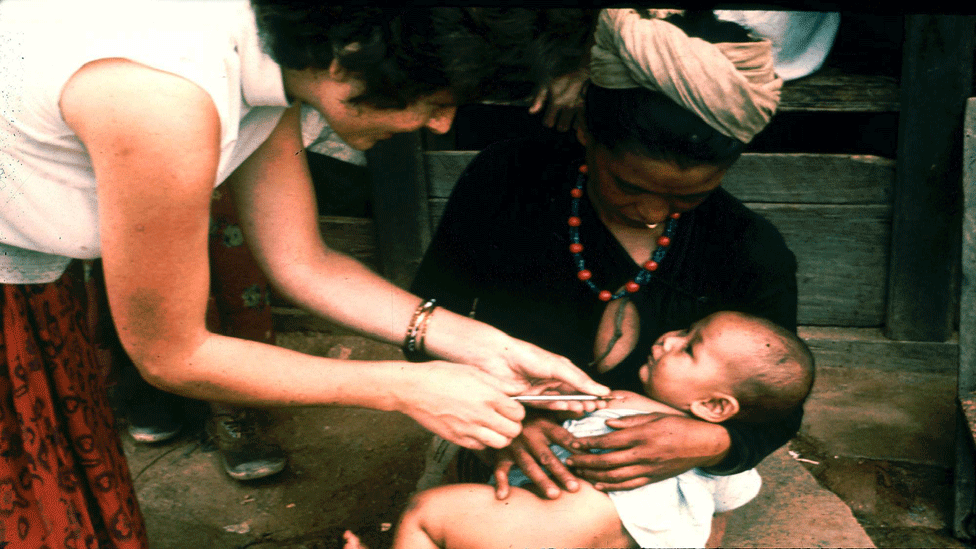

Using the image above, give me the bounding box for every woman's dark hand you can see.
[492,415,583,500]
[564,413,731,491]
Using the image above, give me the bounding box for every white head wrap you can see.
[590,9,783,144]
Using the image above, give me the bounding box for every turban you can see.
[590,9,783,144]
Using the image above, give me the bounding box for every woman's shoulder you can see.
[682,188,796,279]
[697,189,790,249]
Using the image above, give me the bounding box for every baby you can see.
[345,310,814,549]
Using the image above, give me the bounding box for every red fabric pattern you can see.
[0,268,147,548]
[208,185,275,344]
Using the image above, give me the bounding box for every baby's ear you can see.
[689,393,739,423]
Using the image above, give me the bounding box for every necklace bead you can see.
[569,164,677,301]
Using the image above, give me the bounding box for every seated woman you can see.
[410,8,796,499]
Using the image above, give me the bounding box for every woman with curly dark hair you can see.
[0,1,603,545]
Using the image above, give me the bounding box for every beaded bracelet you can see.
[403,298,437,361]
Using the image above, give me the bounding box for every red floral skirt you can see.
[0,266,147,548]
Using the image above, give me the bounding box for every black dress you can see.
[411,135,801,474]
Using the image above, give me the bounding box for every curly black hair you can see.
[250,3,596,109]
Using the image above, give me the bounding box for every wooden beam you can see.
[885,15,975,341]
[366,131,431,289]
[466,68,901,114]
[962,97,976,396]
[800,326,957,374]
[753,204,891,327]
[318,216,380,270]
[956,96,976,542]
[778,68,900,113]
[425,151,895,204]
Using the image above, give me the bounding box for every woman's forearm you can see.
[133,329,406,408]
[265,244,519,367]
[266,245,421,347]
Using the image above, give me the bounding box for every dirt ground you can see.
[788,435,968,549]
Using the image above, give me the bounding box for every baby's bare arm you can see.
[605,390,686,416]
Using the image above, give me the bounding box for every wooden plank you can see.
[425,151,894,205]
[729,203,890,327]
[777,68,900,113]
[962,97,976,396]
[429,201,890,327]
[473,69,901,114]
[955,398,976,540]
[957,96,976,541]
[885,15,975,342]
[366,131,430,289]
[318,215,380,270]
[724,154,893,204]
[799,326,957,374]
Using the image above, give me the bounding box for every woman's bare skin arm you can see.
[60,58,606,450]
[60,59,530,450]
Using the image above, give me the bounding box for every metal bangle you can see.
[403,298,437,360]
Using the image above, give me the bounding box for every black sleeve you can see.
[704,406,804,475]
[702,206,803,475]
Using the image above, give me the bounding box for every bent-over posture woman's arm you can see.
[61,59,605,451]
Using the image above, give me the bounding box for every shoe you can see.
[206,411,287,481]
[125,396,183,444]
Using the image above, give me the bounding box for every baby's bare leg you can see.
[392,482,633,549]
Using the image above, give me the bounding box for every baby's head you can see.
[639,311,814,424]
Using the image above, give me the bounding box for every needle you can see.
[511,395,621,402]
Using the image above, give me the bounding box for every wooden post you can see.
[885,15,975,341]
[366,131,431,289]
[956,97,976,541]
[964,97,976,399]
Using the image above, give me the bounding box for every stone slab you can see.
[723,447,875,548]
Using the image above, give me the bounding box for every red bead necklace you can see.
[569,164,679,302]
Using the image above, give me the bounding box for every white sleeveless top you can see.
[0,0,291,283]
